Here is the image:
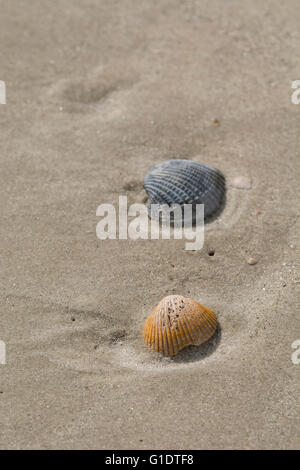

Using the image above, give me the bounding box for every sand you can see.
[0,0,299,449]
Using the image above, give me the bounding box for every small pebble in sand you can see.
[253,210,261,216]
[232,176,252,190]
[248,257,257,265]
[208,249,215,256]
[212,119,220,126]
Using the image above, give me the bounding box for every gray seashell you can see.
[143,159,226,221]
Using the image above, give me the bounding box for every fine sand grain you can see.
[0,0,299,449]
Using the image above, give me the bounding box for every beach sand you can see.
[0,0,299,449]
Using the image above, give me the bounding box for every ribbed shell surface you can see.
[143,159,225,219]
[143,295,218,357]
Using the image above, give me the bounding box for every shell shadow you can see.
[204,190,227,225]
[169,323,222,364]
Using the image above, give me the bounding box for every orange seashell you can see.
[143,295,217,357]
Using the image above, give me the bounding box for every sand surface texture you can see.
[0,0,299,449]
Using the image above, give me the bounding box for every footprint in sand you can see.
[46,65,137,115]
